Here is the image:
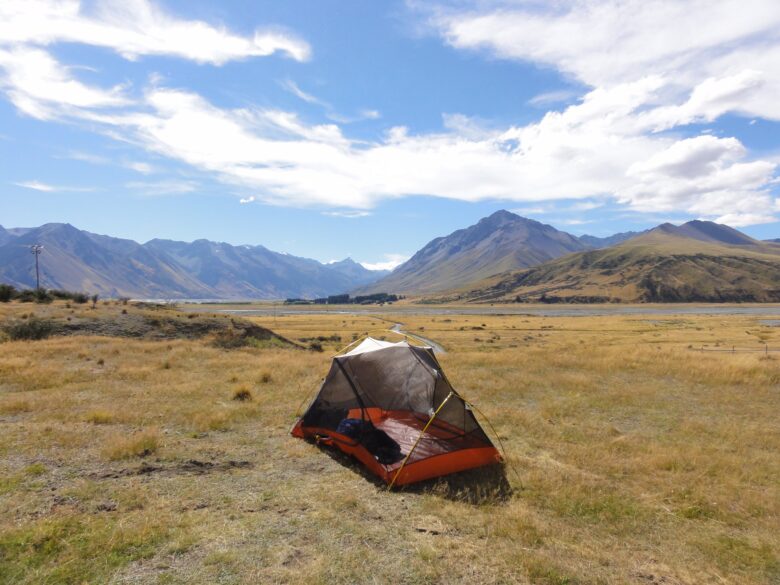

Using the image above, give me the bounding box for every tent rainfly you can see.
[291,337,502,486]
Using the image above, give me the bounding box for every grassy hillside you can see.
[1,302,779,583]
[457,231,780,303]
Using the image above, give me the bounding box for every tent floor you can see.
[292,408,501,486]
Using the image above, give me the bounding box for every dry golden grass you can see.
[102,428,162,461]
[0,300,778,584]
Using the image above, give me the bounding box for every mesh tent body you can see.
[291,337,501,486]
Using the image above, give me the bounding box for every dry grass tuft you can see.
[0,399,32,414]
[101,428,161,460]
[192,412,231,432]
[85,410,114,424]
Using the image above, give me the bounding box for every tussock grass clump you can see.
[85,410,114,424]
[232,387,253,401]
[102,428,161,460]
[259,371,272,384]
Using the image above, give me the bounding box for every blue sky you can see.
[1,1,779,269]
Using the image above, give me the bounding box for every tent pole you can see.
[388,391,454,490]
[332,336,367,357]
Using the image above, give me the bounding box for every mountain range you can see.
[452,220,780,303]
[1,213,778,302]
[0,223,387,299]
[359,210,640,295]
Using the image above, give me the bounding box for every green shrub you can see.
[0,284,16,302]
[4,317,55,340]
[53,290,89,303]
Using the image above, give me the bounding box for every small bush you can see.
[102,428,160,460]
[259,371,272,384]
[0,284,16,302]
[3,317,55,340]
[232,387,253,402]
[308,341,324,352]
[16,289,36,303]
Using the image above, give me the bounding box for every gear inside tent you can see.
[291,336,502,486]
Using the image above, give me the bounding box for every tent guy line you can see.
[389,322,447,354]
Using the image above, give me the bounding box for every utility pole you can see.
[30,244,44,290]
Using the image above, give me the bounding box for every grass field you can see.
[1,301,779,584]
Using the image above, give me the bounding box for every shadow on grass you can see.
[316,444,513,505]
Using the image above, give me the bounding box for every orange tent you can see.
[291,337,501,486]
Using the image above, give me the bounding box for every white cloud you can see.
[715,212,778,227]
[125,179,197,195]
[15,180,55,191]
[528,89,579,106]
[0,0,310,64]
[125,161,155,174]
[280,79,381,124]
[0,0,778,227]
[432,0,780,120]
[14,179,94,192]
[239,196,256,204]
[63,150,110,165]
[322,210,372,218]
[360,254,409,271]
[0,46,129,119]
[281,79,324,105]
